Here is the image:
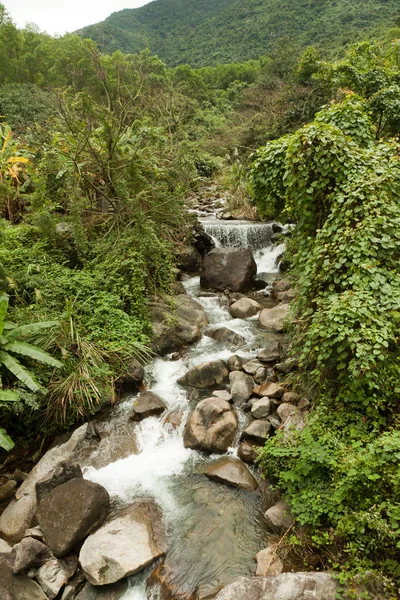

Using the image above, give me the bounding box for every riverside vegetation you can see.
[0,1,400,596]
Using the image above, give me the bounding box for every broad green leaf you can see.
[6,321,59,340]
[0,351,42,392]
[3,321,17,330]
[0,389,20,402]
[0,428,14,451]
[4,341,63,368]
[0,293,9,336]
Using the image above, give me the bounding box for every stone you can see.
[0,538,12,553]
[130,391,166,421]
[75,580,129,600]
[264,501,294,533]
[24,527,45,541]
[178,245,202,273]
[118,358,145,393]
[271,278,293,294]
[282,412,306,437]
[228,298,261,319]
[282,392,300,404]
[36,478,109,557]
[243,360,263,375]
[275,289,296,304]
[0,480,17,502]
[13,469,28,483]
[254,367,267,384]
[276,403,298,421]
[259,305,290,333]
[79,501,167,586]
[257,342,281,363]
[36,557,77,599]
[200,248,257,292]
[212,390,232,402]
[206,327,246,348]
[229,371,254,404]
[35,461,83,503]
[298,397,311,410]
[204,456,258,491]
[0,553,48,600]
[275,360,297,375]
[251,398,272,419]
[242,420,271,444]
[255,547,284,577]
[237,440,261,464]
[213,573,337,600]
[178,359,229,389]
[0,424,88,542]
[184,397,238,454]
[267,414,281,430]
[60,572,86,600]
[12,537,51,573]
[228,355,243,371]
[253,382,285,399]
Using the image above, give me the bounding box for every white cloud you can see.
[2,0,152,35]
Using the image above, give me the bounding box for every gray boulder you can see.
[257,342,281,363]
[276,403,298,422]
[0,553,48,600]
[228,355,243,371]
[200,248,257,292]
[229,298,261,319]
[264,501,294,533]
[204,457,258,491]
[206,327,246,348]
[259,305,290,332]
[178,245,202,273]
[242,360,263,375]
[130,392,166,421]
[36,478,109,557]
[242,420,271,444]
[255,547,284,577]
[178,359,229,389]
[12,537,50,573]
[0,424,88,542]
[36,557,77,599]
[183,397,238,453]
[118,358,145,393]
[79,501,167,586]
[251,398,272,419]
[229,371,254,404]
[0,538,12,553]
[35,461,82,503]
[237,440,262,464]
[214,573,337,600]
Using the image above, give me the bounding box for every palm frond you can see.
[6,321,59,340]
[4,341,63,368]
[0,428,14,451]
[0,351,43,393]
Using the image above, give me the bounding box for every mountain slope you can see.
[77,0,400,66]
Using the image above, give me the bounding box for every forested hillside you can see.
[77,0,400,66]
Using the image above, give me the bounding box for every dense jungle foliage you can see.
[77,0,400,67]
[1,3,400,594]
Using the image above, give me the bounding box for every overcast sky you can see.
[2,0,152,35]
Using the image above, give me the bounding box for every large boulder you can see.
[229,371,254,404]
[177,245,202,273]
[229,298,261,319]
[0,424,88,542]
[206,327,245,348]
[117,358,145,393]
[213,573,337,600]
[178,359,229,389]
[0,553,48,600]
[130,392,166,422]
[200,248,257,292]
[183,397,238,453]
[79,501,167,586]
[259,305,290,333]
[35,461,82,503]
[204,457,258,491]
[36,478,109,557]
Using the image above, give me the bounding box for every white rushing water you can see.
[83,215,285,599]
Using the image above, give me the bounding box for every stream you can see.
[83,218,285,600]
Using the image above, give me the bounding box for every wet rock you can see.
[130,391,166,421]
[228,355,243,371]
[237,440,262,464]
[12,537,50,573]
[118,358,145,393]
[178,359,229,389]
[259,305,290,333]
[79,501,167,586]
[35,461,82,503]
[204,457,258,491]
[276,403,298,421]
[242,420,271,444]
[164,410,184,429]
[0,553,48,600]
[255,547,284,577]
[0,424,88,542]
[264,501,294,533]
[36,557,77,599]
[251,398,272,419]
[200,248,257,292]
[214,573,337,600]
[36,478,109,557]
[253,382,285,399]
[184,397,238,453]
[228,298,261,319]
[207,327,246,347]
[212,390,232,402]
[178,245,202,273]
[0,480,17,502]
[0,538,12,553]
[243,360,263,375]
[75,579,129,600]
[257,342,281,364]
[229,371,254,405]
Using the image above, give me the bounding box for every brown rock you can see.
[253,382,285,399]
[204,457,258,491]
[130,391,166,421]
[255,546,284,577]
[237,441,262,465]
[183,397,238,454]
[200,248,257,292]
[242,420,271,444]
[259,305,289,332]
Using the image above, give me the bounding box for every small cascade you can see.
[200,218,275,251]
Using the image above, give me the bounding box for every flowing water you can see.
[83,218,284,600]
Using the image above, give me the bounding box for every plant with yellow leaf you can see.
[0,124,31,222]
